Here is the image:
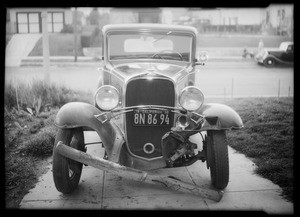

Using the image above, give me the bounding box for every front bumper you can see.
[54,141,224,202]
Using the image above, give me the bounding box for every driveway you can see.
[19,132,293,213]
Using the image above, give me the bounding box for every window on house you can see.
[17,12,40,33]
[47,12,64,33]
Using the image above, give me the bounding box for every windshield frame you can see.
[105,29,196,64]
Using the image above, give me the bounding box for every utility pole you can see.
[74,7,78,62]
[41,9,50,83]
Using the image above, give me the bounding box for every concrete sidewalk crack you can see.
[100,170,106,209]
[184,166,197,185]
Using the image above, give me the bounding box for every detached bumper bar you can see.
[54,141,224,202]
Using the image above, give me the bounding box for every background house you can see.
[6,6,293,37]
[7,8,72,34]
[109,8,161,24]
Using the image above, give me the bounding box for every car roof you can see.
[279,41,293,50]
[280,41,293,46]
[102,23,198,35]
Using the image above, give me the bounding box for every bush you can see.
[20,125,57,157]
[5,83,18,109]
[80,27,102,48]
[5,80,93,113]
[81,35,91,48]
[29,34,83,56]
[90,27,102,47]
[60,24,74,33]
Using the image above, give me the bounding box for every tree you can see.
[88,8,100,25]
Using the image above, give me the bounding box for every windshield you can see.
[107,32,193,62]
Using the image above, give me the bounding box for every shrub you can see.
[29,34,83,56]
[60,24,74,33]
[20,125,57,157]
[4,80,93,112]
[4,83,18,109]
[90,27,102,47]
[81,35,91,48]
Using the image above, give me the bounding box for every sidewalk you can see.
[20,56,100,67]
[19,132,293,213]
[20,54,254,67]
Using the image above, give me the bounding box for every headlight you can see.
[179,86,204,111]
[198,51,209,62]
[95,85,119,111]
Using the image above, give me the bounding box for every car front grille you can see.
[125,78,175,159]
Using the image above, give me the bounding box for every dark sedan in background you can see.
[255,41,293,67]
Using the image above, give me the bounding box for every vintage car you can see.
[255,41,294,67]
[52,24,243,201]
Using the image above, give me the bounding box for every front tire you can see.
[52,128,85,193]
[263,57,275,67]
[205,130,229,190]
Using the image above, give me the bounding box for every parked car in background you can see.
[255,41,294,67]
[52,24,243,201]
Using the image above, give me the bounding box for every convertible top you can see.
[102,23,198,35]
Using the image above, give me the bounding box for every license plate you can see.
[133,110,170,126]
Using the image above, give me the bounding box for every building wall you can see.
[188,8,265,26]
[109,10,139,24]
[267,4,293,28]
[109,8,161,24]
[7,8,71,34]
[161,6,292,34]
[64,10,72,25]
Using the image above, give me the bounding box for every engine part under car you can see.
[161,130,206,167]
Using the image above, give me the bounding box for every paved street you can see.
[5,60,293,98]
[196,61,293,98]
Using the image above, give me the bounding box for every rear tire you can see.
[206,130,229,190]
[52,128,84,193]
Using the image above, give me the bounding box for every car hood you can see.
[264,48,284,53]
[109,62,190,82]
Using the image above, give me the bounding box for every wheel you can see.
[52,128,85,193]
[205,130,229,190]
[263,57,275,67]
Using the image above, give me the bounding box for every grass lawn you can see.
[224,97,293,202]
[29,33,84,56]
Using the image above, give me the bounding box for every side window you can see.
[287,45,293,52]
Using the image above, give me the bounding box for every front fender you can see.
[197,103,243,130]
[55,102,124,162]
[267,54,293,65]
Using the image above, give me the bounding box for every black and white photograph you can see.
[4,5,293,213]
